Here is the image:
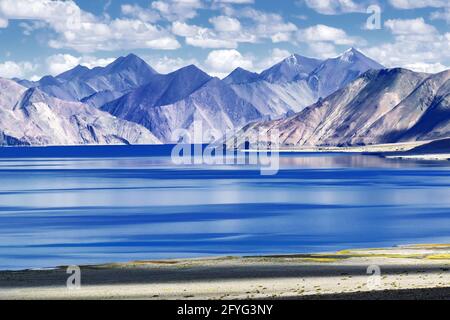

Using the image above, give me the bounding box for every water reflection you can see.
[0,150,450,270]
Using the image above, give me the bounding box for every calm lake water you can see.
[1,145,450,270]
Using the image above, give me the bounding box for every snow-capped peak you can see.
[284,54,303,65]
[341,47,358,56]
[334,48,384,69]
[260,54,323,83]
[306,48,385,98]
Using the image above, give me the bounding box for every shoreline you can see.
[2,140,449,162]
[242,140,431,154]
[1,243,449,300]
[386,154,450,161]
[244,139,450,162]
[0,140,434,153]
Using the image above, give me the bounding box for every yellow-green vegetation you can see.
[131,260,180,265]
[410,244,450,249]
[103,243,450,269]
[275,246,450,262]
[347,253,423,259]
[297,257,340,263]
[425,254,450,260]
[336,248,388,254]
[296,251,424,261]
[333,248,435,260]
[336,250,352,255]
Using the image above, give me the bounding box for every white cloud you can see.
[387,0,450,25]
[308,42,339,58]
[256,48,291,71]
[214,0,254,3]
[0,0,180,52]
[271,32,292,43]
[209,15,241,32]
[0,60,36,79]
[121,4,160,23]
[144,56,199,74]
[187,37,237,49]
[172,6,296,49]
[385,18,437,35]
[388,0,448,9]
[19,20,47,35]
[204,48,301,76]
[364,18,450,72]
[185,28,238,49]
[404,62,449,73]
[151,0,203,22]
[224,7,297,44]
[431,7,450,24]
[172,21,241,49]
[296,24,364,58]
[0,16,7,28]
[299,0,367,15]
[0,2,295,53]
[45,54,115,76]
[239,8,298,35]
[172,21,202,37]
[297,24,358,45]
[366,36,450,70]
[45,54,79,76]
[205,49,253,78]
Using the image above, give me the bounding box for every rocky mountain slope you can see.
[226,48,384,119]
[235,68,450,147]
[18,54,158,108]
[11,49,446,147]
[0,78,160,146]
[100,49,384,143]
[102,70,262,143]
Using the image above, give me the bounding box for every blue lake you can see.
[1,145,450,270]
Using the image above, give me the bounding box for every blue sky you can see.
[0,0,449,80]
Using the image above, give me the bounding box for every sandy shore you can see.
[1,244,449,300]
[246,139,450,162]
[386,154,450,161]
[244,140,430,153]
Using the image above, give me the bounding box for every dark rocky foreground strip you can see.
[282,287,450,300]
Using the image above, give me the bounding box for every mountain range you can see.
[18,54,158,108]
[101,65,263,142]
[0,77,160,146]
[224,48,383,119]
[99,48,383,143]
[235,68,450,147]
[2,48,449,146]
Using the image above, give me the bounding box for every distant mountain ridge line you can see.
[3,48,449,146]
[19,48,378,82]
[96,48,385,142]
